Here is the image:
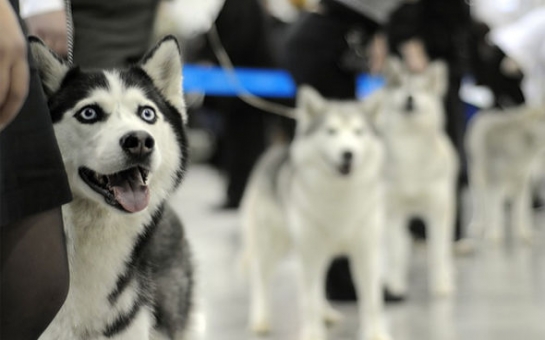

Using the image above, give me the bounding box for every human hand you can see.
[0,0,30,131]
[25,10,68,57]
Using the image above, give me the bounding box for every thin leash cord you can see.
[207,23,295,119]
[64,0,74,64]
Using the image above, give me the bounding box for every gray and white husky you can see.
[29,36,193,340]
[367,59,459,298]
[240,86,391,340]
[466,105,545,242]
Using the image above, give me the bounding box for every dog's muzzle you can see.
[405,95,414,113]
[339,151,353,176]
[79,165,151,213]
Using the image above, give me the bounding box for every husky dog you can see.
[241,86,390,340]
[367,59,459,298]
[29,36,193,340]
[466,105,545,242]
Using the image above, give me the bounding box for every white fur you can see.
[33,38,187,339]
[370,59,459,298]
[466,105,545,243]
[241,86,391,340]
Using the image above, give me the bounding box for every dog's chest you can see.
[50,206,153,338]
[385,135,452,183]
[290,171,380,227]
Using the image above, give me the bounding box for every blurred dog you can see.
[367,59,459,299]
[466,105,545,242]
[240,86,391,340]
[30,36,193,340]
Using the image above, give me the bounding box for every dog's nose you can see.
[405,95,414,112]
[343,151,353,162]
[120,131,155,158]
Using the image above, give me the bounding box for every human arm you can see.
[0,0,30,131]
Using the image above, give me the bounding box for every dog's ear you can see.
[383,57,404,88]
[423,61,448,97]
[296,85,326,117]
[29,36,70,97]
[140,36,187,123]
[361,89,385,128]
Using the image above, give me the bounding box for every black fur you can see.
[119,68,189,187]
[48,69,109,123]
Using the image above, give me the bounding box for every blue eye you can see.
[76,106,99,122]
[140,107,156,123]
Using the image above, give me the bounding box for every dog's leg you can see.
[349,223,391,340]
[297,239,330,340]
[512,179,533,243]
[248,240,285,335]
[385,214,411,298]
[424,188,456,297]
[484,187,506,242]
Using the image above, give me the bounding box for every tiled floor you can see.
[170,165,545,340]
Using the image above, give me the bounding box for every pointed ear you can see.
[383,57,404,88]
[140,35,187,123]
[296,85,326,116]
[29,36,70,97]
[424,61,448,97]
[361,89,385,127]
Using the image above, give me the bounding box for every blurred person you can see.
[466,21,525,109]
[25,0,161,69]
[194,0,275,209]
[0,0,71,338]
[489,7,545,107]
[386,0,471,243]
[471,0,545,29]
[281,0,401,302]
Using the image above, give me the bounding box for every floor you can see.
[170,165,545,340]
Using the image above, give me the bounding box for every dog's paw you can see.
[362,331,393,340]
[250,318,271,335]
[431,281,455,298]
[454,238,476,256]
[300,326,327,340]
[485,230,505,243]
[323,305,343,326]
[518,229,534,245]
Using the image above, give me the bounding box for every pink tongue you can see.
[111,169,150,213]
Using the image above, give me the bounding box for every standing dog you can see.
[367,59,458,299]
[241,86,390,340]
[466,105,545,242]
[30,36,193,340]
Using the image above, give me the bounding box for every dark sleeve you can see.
[0,2,72,226]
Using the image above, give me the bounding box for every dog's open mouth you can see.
[79,166,150,213]
[339,162,352,176]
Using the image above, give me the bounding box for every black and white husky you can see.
[241,86,391,340]
[30,36,193,340]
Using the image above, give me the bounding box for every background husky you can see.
[29,36,193,340]
[240,86,391,340]
[466,105,545,242]
[367,59,459,299]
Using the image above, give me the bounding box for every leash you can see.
[207,23,295,119]
[64,0,74,64]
